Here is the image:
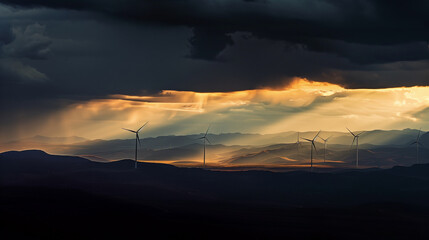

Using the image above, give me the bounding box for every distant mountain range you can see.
[221,143,429,168]
[1,129,428,169]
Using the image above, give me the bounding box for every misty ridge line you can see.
[1,128,427,170]
[6,128,425,146]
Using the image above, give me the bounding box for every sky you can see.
[1,1,429,141]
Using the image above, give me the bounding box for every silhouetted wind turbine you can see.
[122,122,148,169]
[411,128,424,164]
[319,136,331,163]
[197,125,212,168]
[302,130,320,170]
[295,132,301,154]
[347,127,365,168]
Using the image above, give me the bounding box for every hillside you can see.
[2,150,429,239]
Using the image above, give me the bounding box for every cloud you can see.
[3,78,429,141]
[0,59,49,83]
[413,107,429,121]
[188,27,234,60]
[2,0,429,62]
[0,21,14,45]
[0,22,50,83]
[2,23,52,59]
[1,0,429,137]
[0,0,428,93]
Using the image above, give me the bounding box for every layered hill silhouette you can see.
[2,150,429,239]
[2,150,429,207]
[2,128,427,151]
[1,129,427,170]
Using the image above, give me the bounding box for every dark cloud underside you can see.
[1,1,428,84]
[1,0,429,133]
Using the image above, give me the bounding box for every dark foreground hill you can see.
[1,150,429,239]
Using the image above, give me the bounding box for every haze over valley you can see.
[2,128,427,170]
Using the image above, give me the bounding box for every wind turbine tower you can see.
[411,128,424,164]
[302,130,320,170]
[122,122,148,169]
[295,132,301,154]
[197,125,212,168]
[347,127,365,168]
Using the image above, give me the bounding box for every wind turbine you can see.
[295,132,301,154]
[347,127,365,168]
[301,130,320,170]
[411,128,424,164]
[197,125,211,168]
[319,136,331,163]
[122,122,148,169]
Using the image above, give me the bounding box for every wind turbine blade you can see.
[326,136,332,141]
[410,141,417,145]
[205,137,212,144]
[319,137,326,142]
[346,127,356,137]
[204,125,211,137]
[137,122,148,132]
[418,142,425,148]
[301,138,312,142]
[312,142,317,153]
[196,137,205,140]
[357,131,366,136]
[137,134,141,147]
[314,130,321,140]
[350,137,356,149]
[122,128,136,133]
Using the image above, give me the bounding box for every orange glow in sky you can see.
[2,78,429,142]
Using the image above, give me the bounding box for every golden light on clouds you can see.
[4,78,429,141]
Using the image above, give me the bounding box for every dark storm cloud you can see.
[0,21,52,84]
[0,60,48,82]
[188,27,234,60]
[3,0,429,63]
[2,23,52,59]
[0,21,14,45]
[0,0,429,97]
